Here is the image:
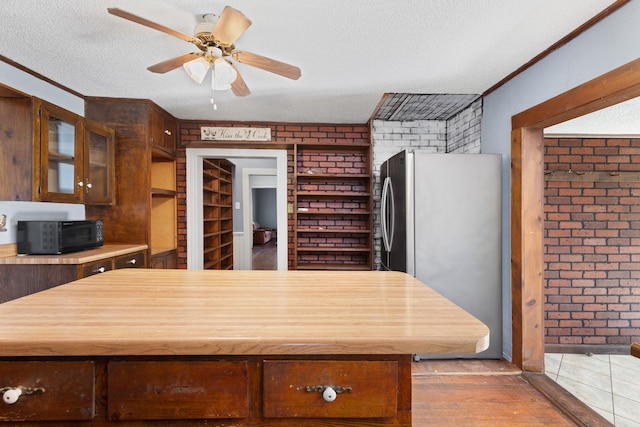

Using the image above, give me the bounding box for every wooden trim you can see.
[511,127,545,372]
[484,0,630,96]
[632,343,640,359]
[522,372,613,427]
[0,55,85,99]
[513,57,640,129]
[511,59,640,372]
[545,344,632,355]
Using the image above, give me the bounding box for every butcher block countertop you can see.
[0,269,489,357]
[0,244,147,264]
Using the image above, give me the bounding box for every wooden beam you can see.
[511,127,545,372]
[513,58,640,129]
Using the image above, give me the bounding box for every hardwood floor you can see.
[252,239,277,270]
[412,360,612,426]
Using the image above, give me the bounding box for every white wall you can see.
[0,62,83,116]
[482,0,640,360]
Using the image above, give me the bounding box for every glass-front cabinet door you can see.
[37,101,84,202]
[84,119,115,205]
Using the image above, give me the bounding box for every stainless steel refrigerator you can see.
[381,150,502,359]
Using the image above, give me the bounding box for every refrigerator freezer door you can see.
[413,153,502,359]
[381,151,409,273]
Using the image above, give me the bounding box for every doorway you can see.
[243,168,277,270]
[186,148,288,270]
[511,58,640,371]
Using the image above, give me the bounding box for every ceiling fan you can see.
[107,6,301,97]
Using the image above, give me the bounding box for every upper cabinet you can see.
[33,100,115,205]
[150,106,176,157]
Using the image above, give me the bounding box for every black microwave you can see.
[17,220,104,255]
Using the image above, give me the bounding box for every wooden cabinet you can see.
[84,119,116,205]
[85,98,178,268]
[202,159,234,270]
[0,246,146,304]
[263,360,398,419]
[0,355,410,426]
[294,144,373,270]
[33,100,115,205]
[107,361,248,420]
[0,86,34,201]
[0,361,95,422]
[150,106,176,156]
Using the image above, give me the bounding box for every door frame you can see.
[511,58,640,371]
[186,148,288,271]
[242,168,277,270]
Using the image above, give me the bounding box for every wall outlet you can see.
[287,203,294,214]
[235,202,241,210]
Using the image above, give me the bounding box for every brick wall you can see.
[544,137,640,347]
[176,121,370,269]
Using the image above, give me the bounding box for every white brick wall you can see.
[371,100,483,269]
[447,98,483,153]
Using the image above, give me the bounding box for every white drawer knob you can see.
[3,388,22,404]
[322,386,337,402]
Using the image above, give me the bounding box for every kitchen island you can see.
[0,269,489,426]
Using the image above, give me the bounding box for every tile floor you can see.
[545,353,640,426]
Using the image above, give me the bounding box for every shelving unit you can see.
[202,158,234,270]
[85,98,177,269]
[294,144,372,270]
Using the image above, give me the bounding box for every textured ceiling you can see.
[0,0,617,123]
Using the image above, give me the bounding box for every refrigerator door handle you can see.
[381,177,395,252]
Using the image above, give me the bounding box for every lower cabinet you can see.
[263,360,398,419]
[0,249,146,304]
[0,355,411,426]
[0,361,95,422]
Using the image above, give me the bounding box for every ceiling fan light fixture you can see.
[211,58,237,91]
[183,57,210,84]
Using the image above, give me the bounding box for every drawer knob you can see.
[127,258,136,265]
[1,387,45,405]
[2,388,21,404]
[322,386,337,402]
[94,266,106,274]
[305,384,352,402]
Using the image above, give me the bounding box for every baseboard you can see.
[523,372,614,426]
[545,343,631,355]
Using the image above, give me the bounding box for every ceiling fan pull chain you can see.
[210,69,218,111]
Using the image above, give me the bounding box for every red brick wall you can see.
[544,137,640,347]
[176,121,370,270]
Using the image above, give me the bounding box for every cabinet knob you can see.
[86,182,92,189]
[2,388,21,404]
[305,384,352,402]
[77,181,84,187]
[127,258,136,265]
[164,129,171,136]
[94,266,106,274]
[1,387,45,405]
[322,386,337,402]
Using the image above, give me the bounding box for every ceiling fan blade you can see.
[147,53,201,74]
[108,8,201,46]
[212,6,252,46]
[229,64,251,97]
[232,51,301,80]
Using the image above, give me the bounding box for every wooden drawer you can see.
[0,361,94,421]
[107,360,248,420]
[114,250,146,269]
[81,259,113,277]
[263,360,398,419]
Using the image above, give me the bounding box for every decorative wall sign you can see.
[201,127,271,141]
